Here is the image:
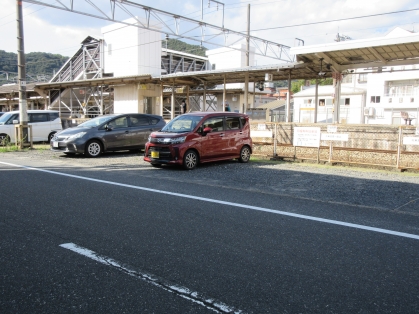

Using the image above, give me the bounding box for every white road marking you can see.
[60,243,243,314]
[2,160,419,241]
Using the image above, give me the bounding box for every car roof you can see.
[4,110,59,114]
[184,111,248,117]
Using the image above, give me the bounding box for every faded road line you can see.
[2,160,419,241]
[60,243,243,314]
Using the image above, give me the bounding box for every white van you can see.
[0,110,62,144]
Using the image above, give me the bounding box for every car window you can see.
[150,118,160,125]
[130,115,150,127]
[240,117,247,128]
[6,114,19,125]
[226,116,241,130]
[49,112,59,121]
[202,117,224,132]
[108,116,128,129]
[30,113,49,123]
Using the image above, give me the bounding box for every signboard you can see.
[257,124,266,130]
[321,133,349,141]
[250,130,272,138]
[293,127,321,147]
[327,125,337,133]
[403,137,419,145]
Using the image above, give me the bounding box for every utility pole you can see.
[244,4,250,114]
[17,0,29,147]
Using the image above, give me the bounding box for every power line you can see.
[250,7,419,32]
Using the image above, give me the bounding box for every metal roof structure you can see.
[290,28,419,74]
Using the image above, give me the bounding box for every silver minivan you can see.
[0,110,62,144]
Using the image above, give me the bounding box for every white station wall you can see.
[102,18,161,77]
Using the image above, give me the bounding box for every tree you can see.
[291,78,333,93]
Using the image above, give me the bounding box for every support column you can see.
[244,72,249,113]
[160,82,164,117]
[203,84,206,112]
[333,72,342,123]
[286,71,291,122]
[171,83,175,120]
[314,79,319,123]
[186,85,190,113]
[223,74,226,112]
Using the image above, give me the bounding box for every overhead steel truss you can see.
[22,0,293,62]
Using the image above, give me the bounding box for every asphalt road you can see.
[1,150,419,313]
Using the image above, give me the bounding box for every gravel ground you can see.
[1,147,419,214]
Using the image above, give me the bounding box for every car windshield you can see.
[161,115,203,133]
[0,113,12,125]
[77,115,115,128]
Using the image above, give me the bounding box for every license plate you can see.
[151,151,159,158]
[53,141,59,148]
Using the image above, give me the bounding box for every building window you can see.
[212,64,216,70]
[319,99,325,106]
[342,75,353,84]
[345,98,350,105]
[370,96,380,103]
[358,74,368,83]
[411,97,415,103]
[389,98,392,103]
[399,97,403,103]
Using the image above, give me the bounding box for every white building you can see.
[292,27,419,126]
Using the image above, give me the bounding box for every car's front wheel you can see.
[48,132,56,143]
[238,145,251,163]
[0,133,10,146]
[85,140,102,157]
[183,150,198,170]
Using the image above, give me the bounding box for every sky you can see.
[1,0,419,65]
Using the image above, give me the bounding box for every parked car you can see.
[144,112,252,170]
[0,110,62,144]
[50,113,166,157]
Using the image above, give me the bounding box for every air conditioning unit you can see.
[265,73,273,81]
[364,107,374,116]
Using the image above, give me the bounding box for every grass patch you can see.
[0,142,50,153]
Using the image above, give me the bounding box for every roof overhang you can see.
[32,62,321,91]
[290,31,419,74]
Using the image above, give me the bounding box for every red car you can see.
[144,112,252,170]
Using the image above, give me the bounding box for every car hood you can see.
[151,131,189,138]
[57,127,93,136]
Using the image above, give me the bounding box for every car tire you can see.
[85,140,102,158]
[151,163,162,168]
[238,145,251,163]
[183,150,198,170]
[48,132,56,143]
[0,133,10,146]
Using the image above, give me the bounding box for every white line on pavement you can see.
[2,160,419,241]
[60,243,243,314]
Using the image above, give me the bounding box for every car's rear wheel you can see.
[183,150,198,170]
[0,133,10,146]
[85,140,102,157]
[238,145,251,163]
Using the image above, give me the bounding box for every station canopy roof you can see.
[290,27,419,74]
[31,28,419,93]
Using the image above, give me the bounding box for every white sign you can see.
[403,137,419,145]
[257,124,266,130]
[293,127,321,147]
[251,130,272,138]
[327,125,337,133]
[321,133,349,141]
